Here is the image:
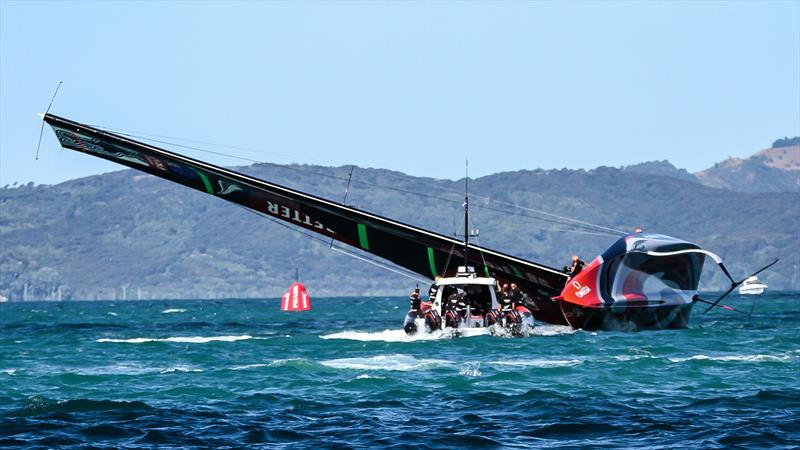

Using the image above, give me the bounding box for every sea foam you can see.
[321,354,451,371]
[668,354,793,363]
[491,358,583,368]
[97,335,253,344]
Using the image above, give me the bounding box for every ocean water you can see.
[1,293,798,449]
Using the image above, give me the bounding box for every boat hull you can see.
[523,295,571,326]
[739,286,766,295]
[558,301,694,331]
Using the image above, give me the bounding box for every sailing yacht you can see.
[40,113,778,331]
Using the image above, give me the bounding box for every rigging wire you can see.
[92,125,342,166]
[105,127,627,237]
[35,81,63,160]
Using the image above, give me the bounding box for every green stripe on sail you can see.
[357,223,370,250]
[427,247,438,278]
[511,265,522,278]
[191,168,214,195]
[484,265,491,277]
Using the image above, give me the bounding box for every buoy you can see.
[280,282,311,311]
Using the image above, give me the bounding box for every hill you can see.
[1,161,798,300]
[695,143,799,193]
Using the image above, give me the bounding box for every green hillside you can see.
[1,162,797,300]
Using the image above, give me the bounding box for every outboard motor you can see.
[484,309,501,327]
[444,309,461,329]
[424,310,442,332]
[403,312,418,335]
[503,306,535,335]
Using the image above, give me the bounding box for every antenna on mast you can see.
[464,159,469,268]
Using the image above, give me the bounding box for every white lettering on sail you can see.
[266,201,335,233]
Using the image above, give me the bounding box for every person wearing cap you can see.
[568,255,585,277]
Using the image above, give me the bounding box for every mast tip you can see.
[36,112,45,119]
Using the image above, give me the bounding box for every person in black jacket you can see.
[409,287,422,317]
[498,283,513,312]
[427,276,442,302]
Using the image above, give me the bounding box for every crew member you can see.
[428,276,443,302]
[409,287,422,317]
[447,290,460,312]
[509,283,523,308]
[448,289,468,317]
[568,255,585,277]
[499,283,513,312]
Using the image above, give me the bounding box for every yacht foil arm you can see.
[643,249,778,314]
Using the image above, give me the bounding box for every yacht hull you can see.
[558,301,694,331]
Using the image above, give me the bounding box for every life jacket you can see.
[409,293,422,311]
[499,294,514,311]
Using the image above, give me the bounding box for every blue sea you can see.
[1,292,798,448]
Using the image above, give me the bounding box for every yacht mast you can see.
[464,160,469,268]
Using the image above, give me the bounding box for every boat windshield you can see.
[604,252,704,302]
[439,283,494,314]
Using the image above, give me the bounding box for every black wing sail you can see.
[43,114,569,323]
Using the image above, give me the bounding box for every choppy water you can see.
[1,293,799,448]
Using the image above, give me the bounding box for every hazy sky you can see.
[1,1,798,186]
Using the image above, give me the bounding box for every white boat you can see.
[403,266,536,336]
[739,276,767,295]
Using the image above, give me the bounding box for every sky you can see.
[1,1,798,186]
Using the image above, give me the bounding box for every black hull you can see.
[558,301,694,331]
[526,296,570,326]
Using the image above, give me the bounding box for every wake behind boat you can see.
[40,113,778,331]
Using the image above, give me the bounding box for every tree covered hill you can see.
[1,161,798,300]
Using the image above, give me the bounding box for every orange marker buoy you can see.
[280,282,311,311]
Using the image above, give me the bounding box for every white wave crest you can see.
[160,366,203,374]
[321,354,451,371]
[354,374,385,380]
[321,329,452,342]
[614,354,657,362]
[268,358,307,367]
[161,308,187,314]
[321,324,573,342]
[107,312,118,316]
[668,354,793,363]
[229,363,269,371]
[2,369,16,376]
[321,327,494,342]
[491,358,583,368]
[528,325,577,336]
[96,335,252,344]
